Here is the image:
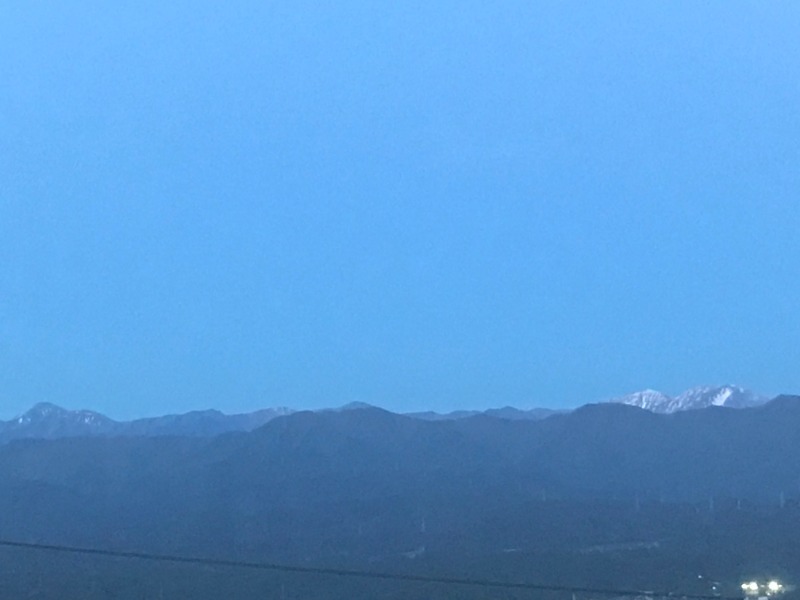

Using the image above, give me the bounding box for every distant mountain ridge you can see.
[406,406,563,421]
[0,402,563,444]
[0,402,294,444]
[0,384,775,444]
[609,385,768,413]
[1,393,800,584]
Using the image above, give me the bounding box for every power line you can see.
[0,538,739,599]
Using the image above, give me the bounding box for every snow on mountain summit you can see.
[611,385,767,413]
[15,402,114,427]
[673,385,768,410]
[612,389,672,412]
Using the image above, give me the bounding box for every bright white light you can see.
[768,581,782,592]
[748,582,760,592]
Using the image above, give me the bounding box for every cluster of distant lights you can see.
[741,581,784,596]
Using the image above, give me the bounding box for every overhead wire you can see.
[0,538,741,600]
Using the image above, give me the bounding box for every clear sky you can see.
[1,1,798,419]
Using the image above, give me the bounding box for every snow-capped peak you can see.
[16,402,68,425]
[610,385,767,414]
[613,389,672,412]
[673,385,767,410]
[12,402,113,430]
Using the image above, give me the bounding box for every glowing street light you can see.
[767,582,783,594]
[741,580,784,598]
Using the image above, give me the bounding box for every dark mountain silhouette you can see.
[1,396,799,598]
[0,401,560,444]
[0,403,294,443]
[0,387,776,445]
[408,406,563,421]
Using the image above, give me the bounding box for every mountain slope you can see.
[0,384,775,445]
[0,402,561,444]
[0,396,799,597]
[0,404,294,443]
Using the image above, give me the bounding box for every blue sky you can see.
[1,1,799,419]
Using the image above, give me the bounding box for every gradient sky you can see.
[1,1,799,419]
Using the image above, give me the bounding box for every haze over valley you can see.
[1,391,798,598]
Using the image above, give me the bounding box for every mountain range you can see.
[0,390,799,599]
[1,394,800,599]
[608,384,768,413]
[0,385,771,444]
[0,402,294,444]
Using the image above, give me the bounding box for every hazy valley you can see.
[1,390,798,598]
